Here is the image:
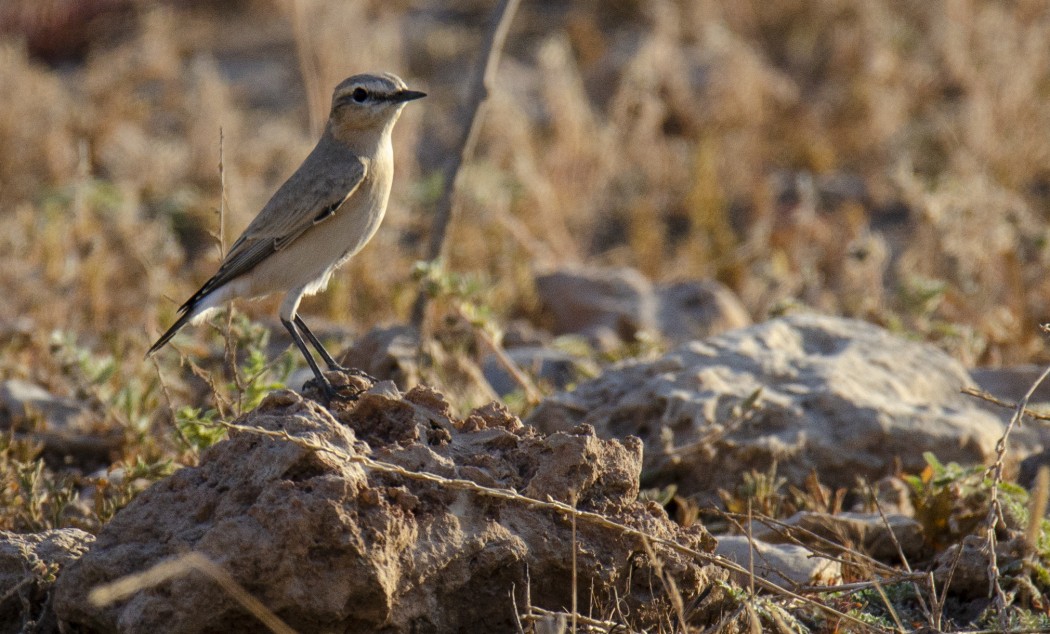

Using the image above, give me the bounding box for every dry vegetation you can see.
[3,0,1050,630]
[4,1,1050,362]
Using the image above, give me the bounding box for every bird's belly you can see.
[247,192,389,297]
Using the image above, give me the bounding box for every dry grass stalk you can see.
[450,301,541,405]
[1025,466,1050,557]
[725,511,898,578]
[867,482,934,625]
[981,362,1050,625]
[961,387,1050,422]
[88,551,296,634]
[410,0,522,328]
[521,606,635,634]
[639,536,687,629]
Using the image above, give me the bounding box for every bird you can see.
[147,72,425,399]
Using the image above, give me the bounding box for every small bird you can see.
[147,72,425,399]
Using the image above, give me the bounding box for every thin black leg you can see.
[282,317,335,400]
[294,315,377,383]
[294,314,341,370]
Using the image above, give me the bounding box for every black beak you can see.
[392,89,427,103]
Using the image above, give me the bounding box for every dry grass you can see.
[4,0,1050,630]
[3,1,1050,365]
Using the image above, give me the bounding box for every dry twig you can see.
[980,363,1050,625]
[89,551,295,634]
[961,386,1050,421]
[410,0,522,328]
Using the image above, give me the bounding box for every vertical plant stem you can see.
[410,0,522,329]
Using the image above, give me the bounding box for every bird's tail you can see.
[145,308,196,359]
[145,278,220,359]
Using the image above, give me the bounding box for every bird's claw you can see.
[326,364,378,385]
[309,377,364,404]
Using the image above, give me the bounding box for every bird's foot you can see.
[325,364,379,385]
[305,370,372,404]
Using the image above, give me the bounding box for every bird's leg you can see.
[293,315,342,370]
[281,317,336,400]
[294,315,377,383]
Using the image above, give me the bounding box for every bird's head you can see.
[327,72,426,138]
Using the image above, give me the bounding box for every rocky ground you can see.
[3,307,1047,632]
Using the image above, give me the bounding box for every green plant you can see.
[903,452,991,550]
[92,457,175,525]
[0,434,75,531]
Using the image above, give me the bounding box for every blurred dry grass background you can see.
[2,0,1050,394]
[5,4,1050,626]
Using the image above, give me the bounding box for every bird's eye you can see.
[352,87,368,103]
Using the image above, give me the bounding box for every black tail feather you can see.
[145,306,196,359]
[146,274,225,359]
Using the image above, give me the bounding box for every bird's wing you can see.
[177,145,367,313]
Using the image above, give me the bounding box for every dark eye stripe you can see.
[335,86,398,108]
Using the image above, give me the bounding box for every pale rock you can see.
[529,313,1003,492]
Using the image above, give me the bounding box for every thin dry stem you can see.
[724,511,898,578]
[521,605,635,633]
[868,577,905,633]
[410,0,522,327]
[452,302,542,404]
[570,492,577,634]
[639,536,687,630]
[981,362,1050,623]
[149,356,196,460]
[88,551,295,634]
[510,582,526,634]
[287,0,324,137]
[961,386,1050,421]
[1025,466,1050,556]
[867,482,933,625]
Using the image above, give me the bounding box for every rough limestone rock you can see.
[752,511,925,563]
[536,267,658,349]
[528,313,1003,492]
[656,280,751,344]
[535,267,750,348]
[0,379,121,465]
[482,346,587,396]
[0,528,94,633]
[54,381,724,633]
[337,324,420,386]
[714,536,842,588]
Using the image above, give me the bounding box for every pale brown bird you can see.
[147,72,425,398]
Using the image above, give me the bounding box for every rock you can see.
[714,536,841,588]
[501,319,554,348]
[0,379,120,465]
[337,324,421,386]
[0,379,86,432]
[535,267,658,349]
[752,511,925,563]
[535,267,751,348]
[528,313,1003,492]
[54,380,725,632]
[656,280,751,345]
[0,529,94,633]
[0,0,137,63]
[338,325,499,410]
[933,534,1027,600]
[1018,449,1050,489]
[867,476,915,518]
[970,365,1050,404]
[482,346,590,396]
